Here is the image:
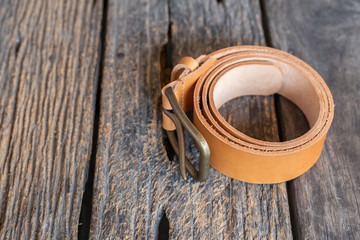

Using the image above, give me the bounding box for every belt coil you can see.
[162,46,334,184]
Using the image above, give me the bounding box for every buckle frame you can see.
[163,87,210,182]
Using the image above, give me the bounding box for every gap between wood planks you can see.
[260,1,307,239]
[77,0,308,239]
[78,0,109,239]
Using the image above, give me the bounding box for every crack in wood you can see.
[14,35,21,57]
[160,10,175,164]
[158,210,170,240]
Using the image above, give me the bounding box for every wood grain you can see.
[89,0,169,239]
[266,0,360,239]
[0,0,102,239]
[90,0,292,239]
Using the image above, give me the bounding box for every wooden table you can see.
[0,0,359,239]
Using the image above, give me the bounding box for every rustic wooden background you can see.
[0,0,359,239]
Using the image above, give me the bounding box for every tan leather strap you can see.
[162,46,334,184]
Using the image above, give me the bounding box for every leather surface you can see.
[162,46,334,183]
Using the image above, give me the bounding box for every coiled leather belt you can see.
[162,46,334,184]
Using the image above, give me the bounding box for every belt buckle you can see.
[163,87,210,182]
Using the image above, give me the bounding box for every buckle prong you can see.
[163,87,210,182]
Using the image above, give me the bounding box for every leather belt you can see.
[162,46,334,184]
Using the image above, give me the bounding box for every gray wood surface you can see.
[266,0,360,239]
[90,0,292,239]
[1,0,358,239]
[0,0,102,238]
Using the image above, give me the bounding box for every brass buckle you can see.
[163,87,210,182]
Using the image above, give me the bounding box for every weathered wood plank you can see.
[266,0,360,239]
[89,0,169,239]
[0,0,103,239]
[90,0,292,239]
[167,1,291,239]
